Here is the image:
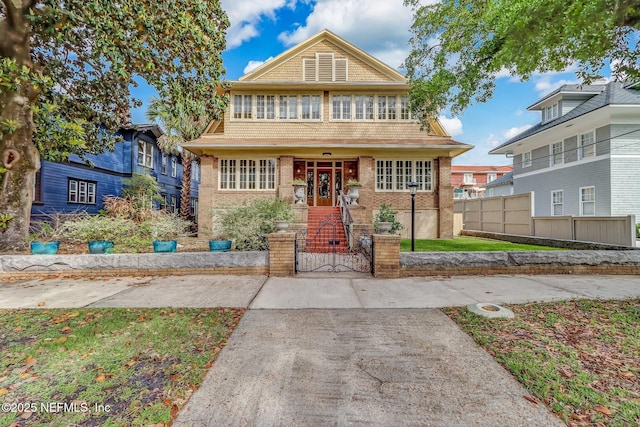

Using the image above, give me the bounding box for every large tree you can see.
[146,95,212,222]
[404,0,640,127]
[0,0,228,251]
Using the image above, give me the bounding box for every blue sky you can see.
[130,0,600,166]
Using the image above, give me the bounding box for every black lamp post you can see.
[408,182,418,252]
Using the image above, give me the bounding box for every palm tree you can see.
[146,96,210,221]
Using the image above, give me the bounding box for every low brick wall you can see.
[400,251,640,276]
[0,251,268,280]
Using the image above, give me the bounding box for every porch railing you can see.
[338,193,354,249]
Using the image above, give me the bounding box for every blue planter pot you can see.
[88,240,114,254]
[30,241,60,255]
[209,240,232,252]
[153,240,177,253]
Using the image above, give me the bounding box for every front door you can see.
[317,169,332,206]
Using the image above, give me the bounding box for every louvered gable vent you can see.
[302,52,348,82]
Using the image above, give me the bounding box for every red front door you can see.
[317,169,332,206]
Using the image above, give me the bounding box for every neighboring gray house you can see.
[484,172,513,197]
[490,81,640,223]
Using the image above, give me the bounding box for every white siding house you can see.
[490,82,640,224]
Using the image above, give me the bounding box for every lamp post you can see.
[408,182,418,252]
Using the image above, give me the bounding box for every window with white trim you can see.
[68,179,96,204]
[579,131,595,159]
[161,153,168,175]
[400,96,412,120]
[376,159,432,191]
[219,159,276,190]
[192,161,200,182]
[544,102,559,122]
[463,173,474,184]
[551,142,563,166]
[256,95,275,119]
[551,190,563,215]
[522,151,532,168]
[580,186,595,215]
[355,95,374,120]
[137,141,154,168]
[332,95,351,120]
[171,157,177,178]
[487,173,497,182]
[301,95,321,119]
[233,95,252,119]
[190,198,198,219]
[279,95,298,120]
[377,96,398,120]
[169,194,178,213]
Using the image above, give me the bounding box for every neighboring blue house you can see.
[31,124,200,223]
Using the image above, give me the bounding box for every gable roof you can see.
[490,82,640,154]
[239,29,406,83]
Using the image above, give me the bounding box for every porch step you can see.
[305,207,348,253]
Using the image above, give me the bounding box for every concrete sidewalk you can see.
[2,273,639,426]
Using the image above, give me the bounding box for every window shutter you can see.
[335,58,347,81]
[303,58,316,81]
[317,53,333,81]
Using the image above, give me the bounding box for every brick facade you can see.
[268,232,296,276]
[372,234,401,278]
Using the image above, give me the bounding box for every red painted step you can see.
[305,207,348,253]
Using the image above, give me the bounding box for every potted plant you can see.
[346,179,362,205]
[275,219,290,233]
[374,204,403,235]
[28,223,62,255]
[209,234,232,252]
[290,179,307,204]
[149,217,187,253]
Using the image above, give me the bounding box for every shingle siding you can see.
[611,124,640,155]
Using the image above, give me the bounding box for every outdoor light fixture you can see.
[408,182,418,252]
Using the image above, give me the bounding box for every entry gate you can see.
[295,214,372,273]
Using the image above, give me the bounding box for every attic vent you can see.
[302,53,348,82]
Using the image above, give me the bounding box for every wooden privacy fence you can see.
[454,193,637,247]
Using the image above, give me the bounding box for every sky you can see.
[130,0,601,167]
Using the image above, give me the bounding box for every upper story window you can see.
[487,173,497,183]
[279,95,299,120]
[233,95,252,119]
[522,151,532,168]
[192,161,200,182]
[332,95,352,120]
[463,173,474,184]
[579,131,595,159]
[161,153,168,175]
[301,95,321,120]
[138,141,154,168]
[544,102,559,122]
[400,96,412,120]
[171,157,177,178]
[256,95,275,120]
[551,141,563,166]
[377,96,397,120]
[355,95,375,120]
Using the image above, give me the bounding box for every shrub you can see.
[373,203,403,234]
[218,198,294,251]
[636,223,640,238]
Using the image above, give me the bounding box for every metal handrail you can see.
[338,194,354,250]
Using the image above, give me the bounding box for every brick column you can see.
[357,156,375,223]
[437,156,454,239]
[372,234,401,278]
[268,232,296,276]
[278,156,294,203]
[198,155,216,237]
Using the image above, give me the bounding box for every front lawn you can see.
[445,299,640,426]
[400,236,561,252]
[0,308,243,426]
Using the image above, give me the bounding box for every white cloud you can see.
[438,116,463,137]
[277,0,423,70]
[487,124,533,149]
[243,57,275,74]
[222,0,296,49]
[533,75,579,96]
[515,109,523,116]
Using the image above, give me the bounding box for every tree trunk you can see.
[0,0,40,252]
[180,156,192,221]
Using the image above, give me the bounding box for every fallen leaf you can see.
[537,313,545,319]
[14,326,23,332]
[24,356,36,368]
[37,301,45,307]
[594,406,613,416]
[619,371,635,378]
[60,326,71,333]
[95,375,106,383]
[0,388,7,397]
[523,395,538,404]
[21,411,33,420]
[56,337,67,343]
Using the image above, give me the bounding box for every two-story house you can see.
[32,124,200,222]
[451,165,512,199]
[490,82,640,223]
[183,30,472,239]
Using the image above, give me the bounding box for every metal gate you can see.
[295,214,372,273]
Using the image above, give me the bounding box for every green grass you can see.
[400,236,562,252]
[444,299,640,426]
[0,308,243,426]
